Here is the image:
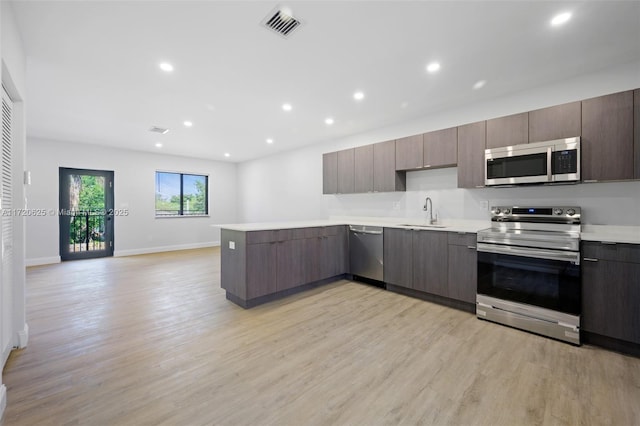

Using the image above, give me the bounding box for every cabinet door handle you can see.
[601,241,617,245]
[467,246,476,250]
[583,257,599,262]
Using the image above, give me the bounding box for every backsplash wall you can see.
[325,167,640,226]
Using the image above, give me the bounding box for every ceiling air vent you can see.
[149,126,169,134]
[262,7,302,38]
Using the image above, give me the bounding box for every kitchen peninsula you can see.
[221,218,490,309]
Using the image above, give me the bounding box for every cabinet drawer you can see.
[583,241,640,264]
[448,232,477,247]
[246,230,279,244]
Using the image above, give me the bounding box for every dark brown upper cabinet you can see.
[337,148,355,193]
[457,121,486,188]
[395,134,424,170]
[486,112,528,149]
[373,140,406,192]
[423,127,457,168]
[354,145,374,193]
[529,101,581,142]
[635,89,640,179]
[581,90,634,182]
[322,152,338,194]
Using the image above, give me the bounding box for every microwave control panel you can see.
[552,149,578,174]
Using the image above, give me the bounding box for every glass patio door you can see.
[59,168,114,260]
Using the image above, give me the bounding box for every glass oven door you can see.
[477,243,581,315]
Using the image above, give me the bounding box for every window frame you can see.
[155,171,209,217]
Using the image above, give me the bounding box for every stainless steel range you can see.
[476,206,582,345]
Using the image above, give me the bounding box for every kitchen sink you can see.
[397,224,447,229]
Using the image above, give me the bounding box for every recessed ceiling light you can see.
[400,101,409,109]
[183,121,193,127]
[353,91,365,101]
[159,62,174,72]
[282,103,293,111]
[325,117,334,125]
[155,143,163,148]
[551,12,572,26]
[266,138,274,144]
[426,62,441,73]
[224,153,230,158]
[473,80,487,90]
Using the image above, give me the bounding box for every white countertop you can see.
[215,217,640,244]
[580,225,640,245]
[215,216,488,234]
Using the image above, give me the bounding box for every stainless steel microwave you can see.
[485,137,580,186]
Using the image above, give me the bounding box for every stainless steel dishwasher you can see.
[349,225,384,282]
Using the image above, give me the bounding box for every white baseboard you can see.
[114,241,220,257]
[25,256,61,267]
[17,323,29,349]
[25,243,221,264]
[0,384,6,422]
[1,344,10,369]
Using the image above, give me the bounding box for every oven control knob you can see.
[567,208,576,216]
[493,208,501,214]
[503,208,510,215]
[554,208,564,215]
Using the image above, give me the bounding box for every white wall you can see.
[26,138,237,264]
[238,61,640,227]
[1,0,28,418]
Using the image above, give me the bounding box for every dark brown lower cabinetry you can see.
[383,228,476,313]
[447,233,477,304]
[221,226,348,308]
[581,241,640,356]
[382,228,413,288]
[246,242,277,299]
[223,226,639,357]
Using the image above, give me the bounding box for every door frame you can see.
[59,167,114,261]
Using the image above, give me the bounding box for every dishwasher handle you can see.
[349,226,383,235]
[352,230,383,235]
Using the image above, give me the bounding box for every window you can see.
[155,171,208,216]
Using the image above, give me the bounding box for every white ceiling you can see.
[10,1,640,163]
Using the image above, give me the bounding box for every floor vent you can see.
[149,126,169,134]
[262,7,302,38]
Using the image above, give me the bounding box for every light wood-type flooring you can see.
[2,247,640,425]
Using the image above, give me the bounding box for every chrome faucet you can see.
[423,197,437,224]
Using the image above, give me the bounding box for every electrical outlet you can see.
[481,200,489,211]
[392,201,401,210]
[229,241,236,250]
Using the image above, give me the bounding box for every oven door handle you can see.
[477,242,580,264]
